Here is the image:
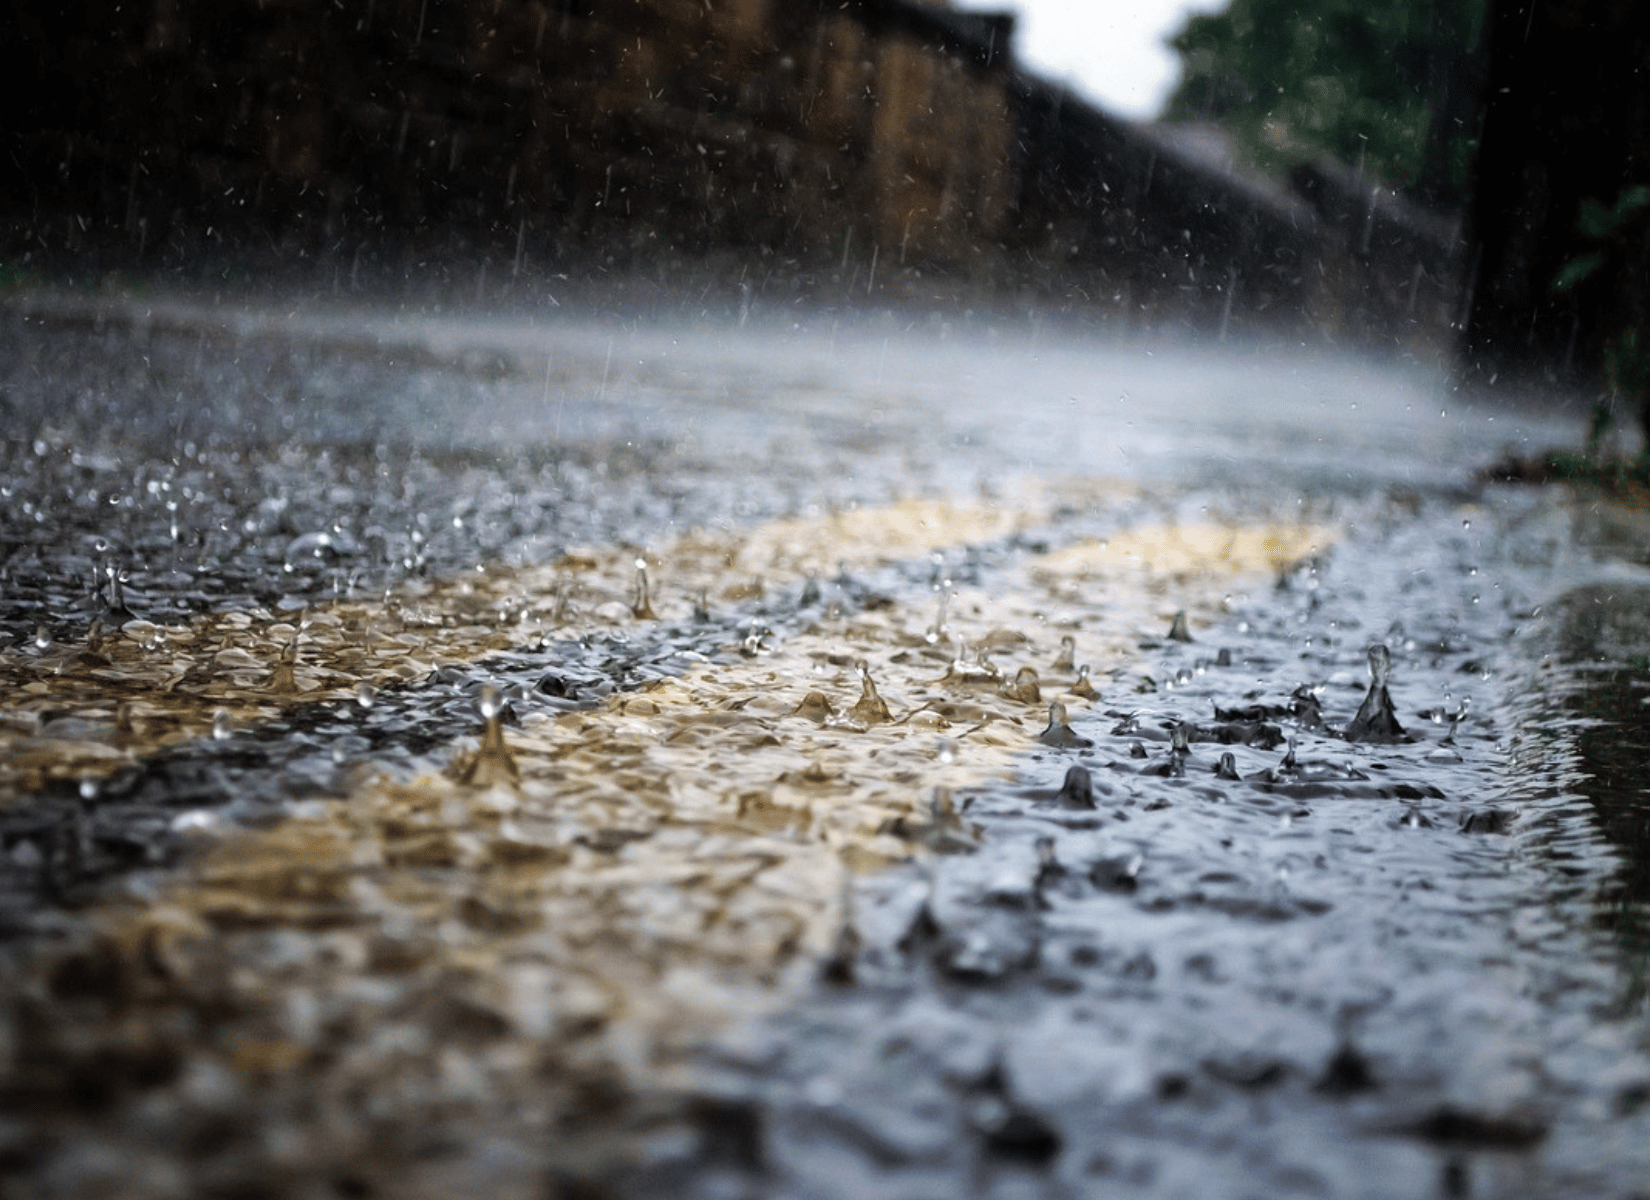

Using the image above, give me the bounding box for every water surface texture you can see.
[0,297,1646,1200]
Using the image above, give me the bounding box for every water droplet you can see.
[478,684,504,721]
[170,809,220,835]
[33,626,51,651]
[355,681,377,709]
[925,589,951,644]
[212,708,233,740]
[741,623,771,657]
[78,777,99,802]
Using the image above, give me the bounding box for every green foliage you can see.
[1552,249,1606,295]
[1578,185,1650,240]
[1553,182,1650,464]
[1164,0,1485,199]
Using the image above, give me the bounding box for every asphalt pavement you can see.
[2,291,1648,1200]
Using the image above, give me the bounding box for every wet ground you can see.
[1,292,1648,1199]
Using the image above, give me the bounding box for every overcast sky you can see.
[955,0,1232,120]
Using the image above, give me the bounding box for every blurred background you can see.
[3,0,1646,410]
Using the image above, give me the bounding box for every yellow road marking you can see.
[4,486,1332,1187]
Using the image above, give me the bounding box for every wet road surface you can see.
[1,293,1648,1199]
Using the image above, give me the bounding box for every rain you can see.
[3,3,1650,1199]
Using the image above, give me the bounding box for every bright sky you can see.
[956,0,1233,120]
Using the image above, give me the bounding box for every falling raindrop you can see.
[212,708,233,740]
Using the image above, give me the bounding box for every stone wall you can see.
[2,0,1015,269]
[2,0,1462,354]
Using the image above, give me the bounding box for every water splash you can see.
[266,634,301,694]
[1038,701,1092,749]
[632,559,658,620]
[1053,764,1096,808]
[1344,642,1409,743]
[791,690,836,724]
[848,665,893,726]
[1001,666,1041,705]
[1070,663,1096,698]
[455,683,520,788]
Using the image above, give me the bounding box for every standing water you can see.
[0,297,1645,1199]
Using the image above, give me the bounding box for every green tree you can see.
[1164,0,1486,210]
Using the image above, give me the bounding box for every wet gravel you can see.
[2,295,1649,1199]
